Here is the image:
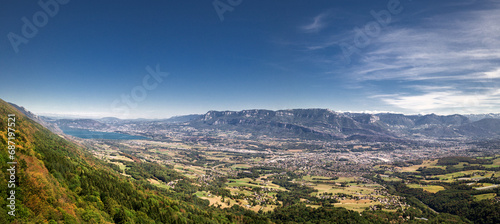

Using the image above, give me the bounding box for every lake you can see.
[62,129,149,140]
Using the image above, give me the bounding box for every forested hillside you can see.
[0,99,238,223]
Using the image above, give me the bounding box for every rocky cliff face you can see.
[193,109,499,141]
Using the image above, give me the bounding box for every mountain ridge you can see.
[41,108,500,141]
[190,109,497,141]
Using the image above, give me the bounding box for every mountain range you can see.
[193,109,500,140]
[40,108,500,141]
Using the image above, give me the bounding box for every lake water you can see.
[62,129,149,140]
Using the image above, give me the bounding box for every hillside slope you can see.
[0,99,238,223]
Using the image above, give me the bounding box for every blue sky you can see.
[1,0,499,118]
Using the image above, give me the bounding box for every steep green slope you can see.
[0,99,237,223]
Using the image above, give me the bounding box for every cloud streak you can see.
[338,5,500,114]
[352,7,500,79]
[300,12,330,33]
[379,89,500,114]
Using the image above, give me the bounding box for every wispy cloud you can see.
[300,12,330,33]
[350,7,500,80]
[379,89,500,114]
[339,5,500,114]
[274,2,500,114]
